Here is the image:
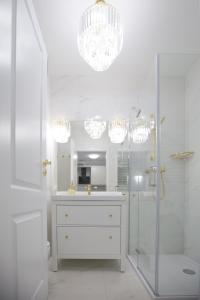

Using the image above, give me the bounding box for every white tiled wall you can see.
[159,58,200,259]
[159,77,186,254]
[185,58,200,263]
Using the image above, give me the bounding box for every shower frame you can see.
[127,53,200,300]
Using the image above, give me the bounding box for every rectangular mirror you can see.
[56,121,129,192]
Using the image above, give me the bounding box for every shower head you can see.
[131,106,142,119]
[136,109,141,118]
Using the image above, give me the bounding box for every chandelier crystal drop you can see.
[108,119,128,144]
[77,0,123,71]
[84,118,106,139]
[131,118,150,144]
[52,119,71,143]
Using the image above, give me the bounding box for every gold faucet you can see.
[86,184,92,195]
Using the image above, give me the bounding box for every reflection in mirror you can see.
[77,151,106,191]
[117,151,129,192]
[57,121,130,192]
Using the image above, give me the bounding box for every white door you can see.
[0,0,48,299]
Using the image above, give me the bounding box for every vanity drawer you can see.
[57,205,120,226]
[57,227,120,255]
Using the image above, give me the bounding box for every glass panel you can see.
[158,53,200,296]
[128,151,140,264]
[128,61,158,293]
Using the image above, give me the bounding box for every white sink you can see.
[52,191,127,201]
[56,191,123,196]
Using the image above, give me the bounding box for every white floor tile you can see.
[48,259,152,300]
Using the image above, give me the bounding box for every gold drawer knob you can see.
[109,235,112,239]
[65,235,69,239]
[65,214,68,217]
[109,214,112,218]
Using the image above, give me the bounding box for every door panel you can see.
[14,211,44,300]
[0,0,48,299]
[14,0,43,188]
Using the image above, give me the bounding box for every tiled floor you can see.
[48,259,152,300]
[132,254,199,296]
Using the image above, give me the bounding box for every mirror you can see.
[56,121,129,192]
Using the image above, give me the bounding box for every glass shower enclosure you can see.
[128,53,200,299]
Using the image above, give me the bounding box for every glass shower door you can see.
[158,53,200,297]
[128,61,158,294]
[129,54,200,299]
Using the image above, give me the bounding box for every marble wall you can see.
[159,77,186,254]
[185,58,200,263]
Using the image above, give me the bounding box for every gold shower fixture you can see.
[170,151,194,159]
[149,114,166,161]
[145,166,166,199]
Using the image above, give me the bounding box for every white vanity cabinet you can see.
[51,193,127,272]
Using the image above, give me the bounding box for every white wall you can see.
[91,166,106,185]
[159,77,186,254]
[57,142,71,191]
[158,57,200,259]
[185,58,200,262]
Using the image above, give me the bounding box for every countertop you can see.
[51,191,127,201]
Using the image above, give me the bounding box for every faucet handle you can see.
[85,184,92,195]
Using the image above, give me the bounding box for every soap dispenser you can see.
[67,181,76,195]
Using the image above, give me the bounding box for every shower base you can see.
[128,254,199,300]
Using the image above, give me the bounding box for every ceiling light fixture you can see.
[77,0,123,71]
[52,119,71,143]
[84,118,106,139]
[108,118,128,144]
[131,117,150,144]
[88,153,100,159]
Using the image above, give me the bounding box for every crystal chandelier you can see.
[84,118,106,139]
[52,119,71,143]
[77,0,123,71]
[131,117,150,144]
[108,119,128,144]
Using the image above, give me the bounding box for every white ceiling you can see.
[33,0,200,120]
